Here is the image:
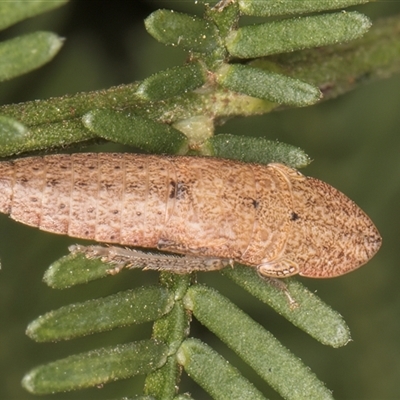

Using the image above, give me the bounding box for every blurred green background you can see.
[0,1,399,399]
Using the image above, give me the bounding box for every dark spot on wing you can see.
[169,180,176,199]
[169,181,187,200]
[47,178,60,187]
[76,180,87,187]
[176,181,188,200]
[251,199,259,209]
[290,211,300,221]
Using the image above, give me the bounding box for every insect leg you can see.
[257,273,299,308]
[69,245,233,275]
[257,258,300,278]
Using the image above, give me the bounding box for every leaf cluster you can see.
[1,0,397,158]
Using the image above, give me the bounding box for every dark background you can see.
[0,1,399,399]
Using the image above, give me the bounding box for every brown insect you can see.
[0,153,381,278]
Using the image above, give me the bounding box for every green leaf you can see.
[22,340,168,394]
[26,286,174,342]
[184,285,334,400]
[145,9,218,53]
[82,110,189,154]
[43,251,112,288]
[225,12,371,58]
[0,31,63,82]
[177,338,267,400]
[0,115,29,148]
[206,0,240,38]
[0,118,95,157]
[174,395,195,400]
[223,266,351,348]
[238,0,370,17]
[136,63,207,101]
[208,134,311,168]
[217,64,321,106]
[253,14,400,102]
[0,0,68,30]
[110,397,156,400]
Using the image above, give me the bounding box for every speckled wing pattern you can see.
[0,153,381,278]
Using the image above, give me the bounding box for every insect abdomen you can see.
[0,154,176,248]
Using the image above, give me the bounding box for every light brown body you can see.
[0,153,381,278]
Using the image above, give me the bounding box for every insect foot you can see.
[259,275,299,309]
[0,153,381,279]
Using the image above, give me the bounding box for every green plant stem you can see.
[144,274,192,400]
[0,0,69,30]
